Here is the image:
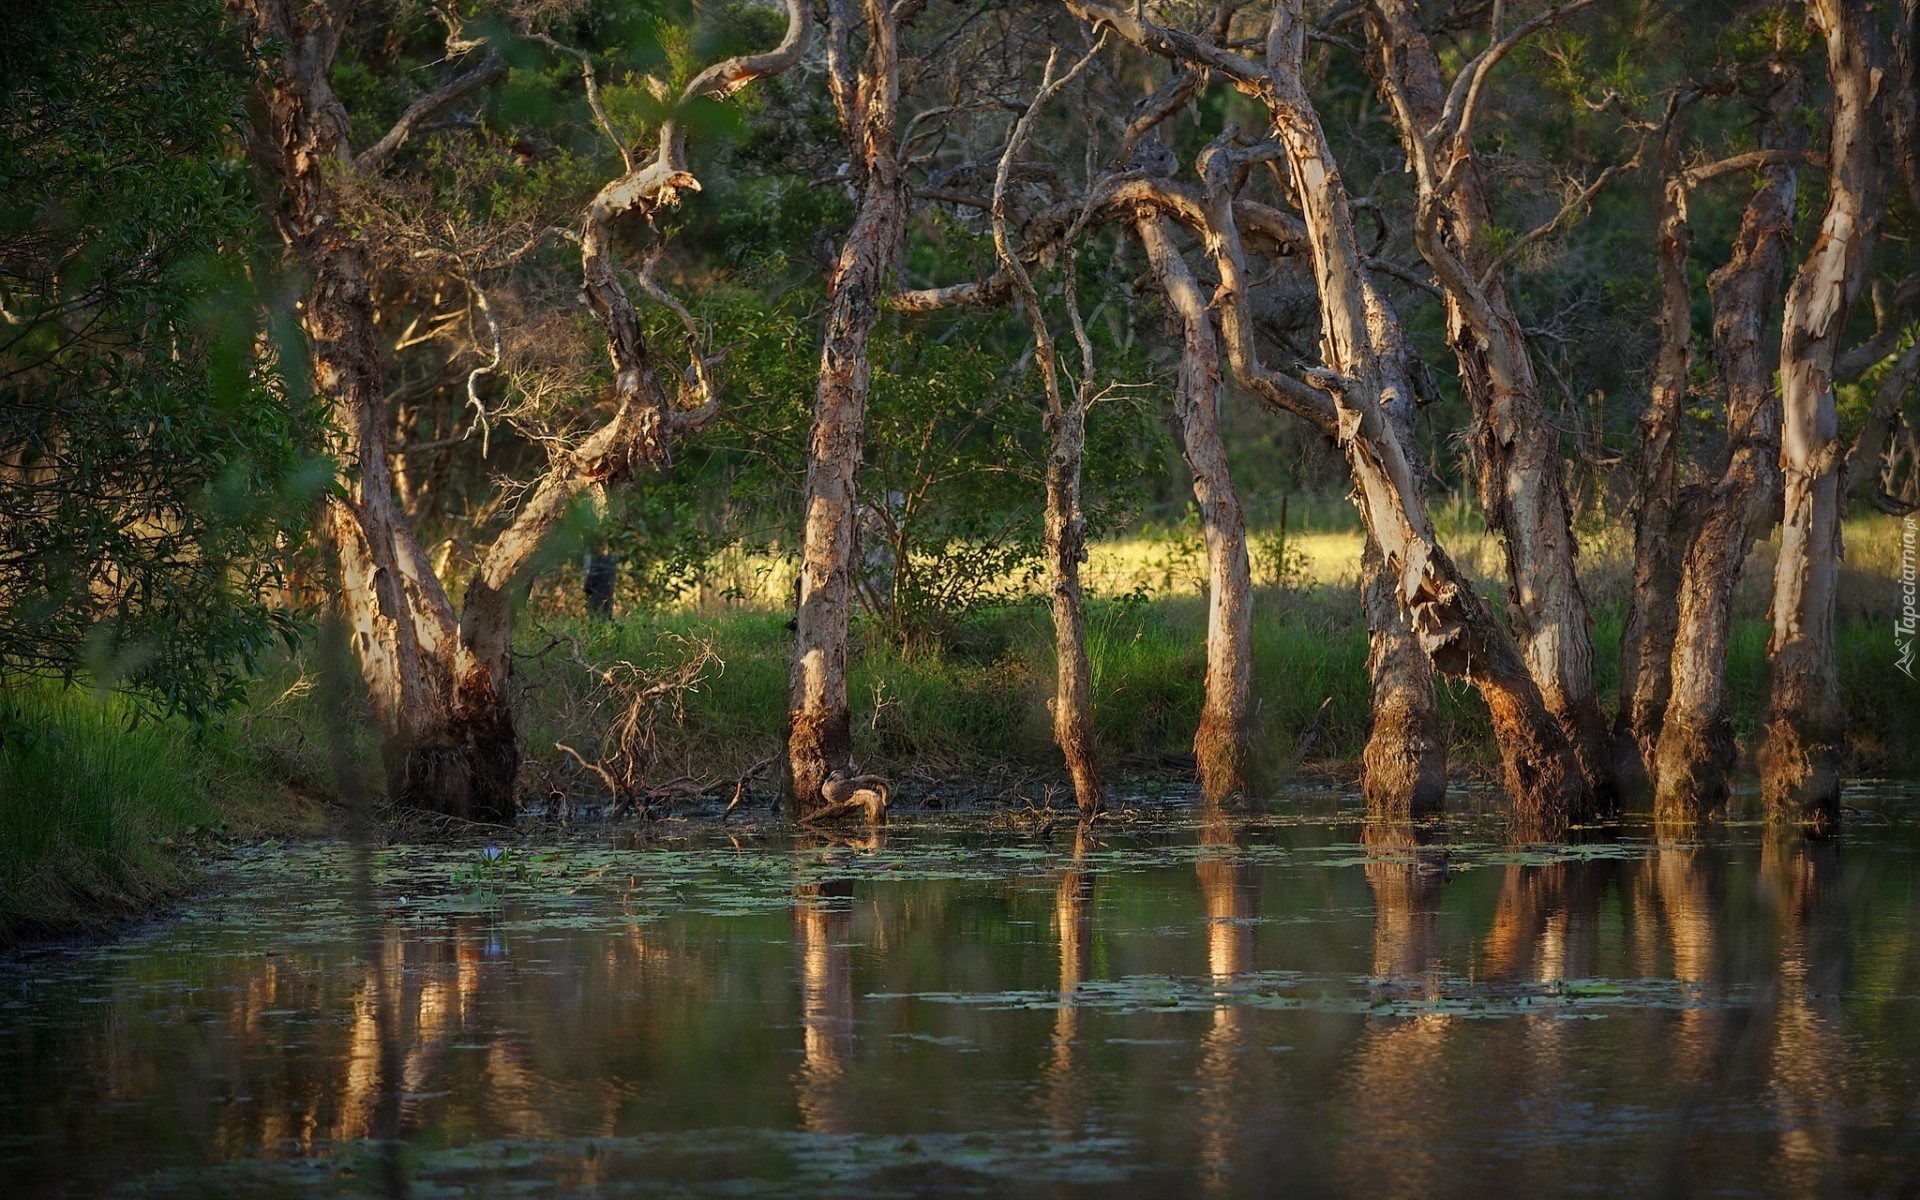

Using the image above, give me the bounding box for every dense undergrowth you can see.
[508,589,1912,799]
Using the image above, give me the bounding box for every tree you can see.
[0,0,311,719]
[230,0,805,818]
[1067,0,1584,826]
[787,0,912,814]
[1654,36,1807,818]
[1760,0,1884,835]
[1362,0,1613,812]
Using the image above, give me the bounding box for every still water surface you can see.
[4,787,1919,1197]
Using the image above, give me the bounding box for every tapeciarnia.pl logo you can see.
[1900,515,1917,680]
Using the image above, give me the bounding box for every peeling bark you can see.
[986,43,1111,816]
[1136,215,1255,801]
[1111,0,1586,828]
[1360,539,1447,816]
[1614,106,1697,792]
[232,0,490,816]
[1040,396,1105,814]
[1357,275,1448,816]
[236,0,804,820]
[1654,63,1805,821]
[1362,0,1611,811]
[1057,0,1573,824]
[788,0,909,814]
[1760,0,1883,836]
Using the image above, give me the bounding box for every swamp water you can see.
[3,787,1919,1197]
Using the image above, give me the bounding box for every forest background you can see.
[3,0,1917,941]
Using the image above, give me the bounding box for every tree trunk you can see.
[1655,65,1806,818]
[1761,0,1882,836]
[788,0,908,814]
[1136,215,1255,801]
[1357,273,1446,817]
[1063,0,1579,825]
[1043,403,1105,814]
[238,0,805,821]
[1194,7,1581,830]
[1363,0,1611,812]
[986,44,1110,816]
[1360,539,1447,816]
[1613,111,1696,791]
[234,0,500,817]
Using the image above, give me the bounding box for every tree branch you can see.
[1439,0,1597,148]
[354,52,505,174]
[1479,150,1642,289]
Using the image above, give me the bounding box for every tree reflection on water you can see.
[1,797,1916,1197]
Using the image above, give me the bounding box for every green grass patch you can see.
[510,586,1917,800]
[0,680,317,947]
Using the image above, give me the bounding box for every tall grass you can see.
[0,684,222,942]
[507,576,1917,803]
[0,681,316,946]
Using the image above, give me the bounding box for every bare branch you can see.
[1115,69,1199,169]
[528,33,630,170]
[1479,150,1643,289]
[1061,0,1271,93]
[1683,148,1822,189]
[354,52,505,174]
[992,36,1108,418]
[461,276,503,457]
[1195,145,1338,435]
[1439,0,1597,148]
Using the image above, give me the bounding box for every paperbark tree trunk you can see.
[1356,275,1448,816]
[1150,1,1584,828]
[990,45,1110,816]
[1057,0,1574,825]
[1761,0,1883,835]
[238,0,805,820]
[1041,399,1105,814]
[1136,215,1256,801]
[1654,65,1806,818]
[1360,539,1447,816]
[234,0,496,817]
[788,0,909,814]
[1613,109,1696,791]
[1362,0,1611,812]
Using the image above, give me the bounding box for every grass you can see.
[0,680,324,947]
[501,511,1918,798]
[507,576,1916,806]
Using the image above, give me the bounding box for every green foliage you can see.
[0,0,323,719]
[450,845,534,899]
[505,583,1914,801]
[604,283,1166,643]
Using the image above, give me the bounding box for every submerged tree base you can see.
[1652,715,1738,824]
[385,732,518,824]
[785,707,854,818]
[1758,714,1844,838]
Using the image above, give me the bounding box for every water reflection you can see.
[1044,824,1096,1137]
[1194,808,1261,1191]
[1336,821,1453,1193]
[794,831,876,1137]
[1637,824,1727,1089]
[1761,839,1848,1195]
[1,799,1917,1198]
